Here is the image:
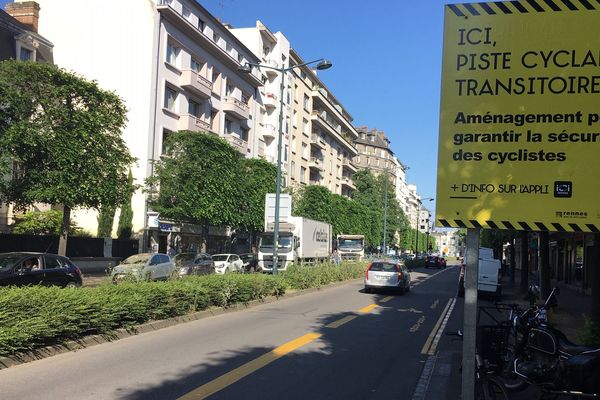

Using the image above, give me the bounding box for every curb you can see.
[0,278,361,370]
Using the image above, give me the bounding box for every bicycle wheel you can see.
[475,375,509,400]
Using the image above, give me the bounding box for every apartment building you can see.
[21,0,263,243]
[231,22,359,197]
[353,127,397,183]
[292,50,359,197]
[0,2,54,232]
[393,157,410,218]
[229,21,291,167]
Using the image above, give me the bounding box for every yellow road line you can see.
[359,303,379,313]
[380,296,394,303]
[325,315,358,329]
[428,298,456,355]
[178,333,321,400]
[420,299,452,355]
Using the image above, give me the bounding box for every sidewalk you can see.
[423,268,592,399]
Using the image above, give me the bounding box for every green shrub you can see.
[0,261,364,356]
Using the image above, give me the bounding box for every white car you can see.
[212,254,243,274]
[111,253,176,283]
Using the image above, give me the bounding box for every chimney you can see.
[6,2,40,33]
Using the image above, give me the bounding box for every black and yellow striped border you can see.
[447,0,600,16]
[437,219,599,232]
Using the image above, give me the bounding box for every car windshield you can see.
[173,253,196,263]
[338,239,363,249]
[369,262,398,272]
[0,254,22,272]
[122,254,151,264]
[259,235,292,249]
[212,255,229,262]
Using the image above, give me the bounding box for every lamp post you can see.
[415,197,433,256]
[239,58,332,274]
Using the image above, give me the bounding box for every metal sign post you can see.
[462,228,480,400]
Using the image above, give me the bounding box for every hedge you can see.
[0,261,366,357]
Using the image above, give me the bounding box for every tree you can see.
[146,131,241,246]
[0,61,134,255]
[12,210,82,236]
[96,205,116,238]
[117,169,134,239]
[236,158,276,247]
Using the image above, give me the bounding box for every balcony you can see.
[179,114,212,132]
[263,92,278,109]
[309,157,324,171]
[223,96,250,120]
[263,124,277,140]
[341,176,356,190]
[180,69,212,98]
[264,59,279,77]
[224,134,248,155]
[342,158,357,172]
[310,133,326,150]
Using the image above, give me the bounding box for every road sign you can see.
[436,1,600,233]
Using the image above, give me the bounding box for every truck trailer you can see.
[257,217,332,272]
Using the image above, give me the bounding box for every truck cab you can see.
[337,235,365,260]
[257,231,296,272]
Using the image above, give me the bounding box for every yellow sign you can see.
[436,1,600,233]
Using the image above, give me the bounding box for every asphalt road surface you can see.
[0,263,461,400]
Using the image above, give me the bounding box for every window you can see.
[294,84,299,101]
[213,32,219,43]
[188,99,200,117]
[300,70,307,80]
[226,84,234,97]
[302,118,308,135]
[44,256,62,269]
[191,59,203,74]
[302,143,308,159]
[198,18,205,32]
[238,53,244,63]
[241,127,249,141]
[164,86,177,110]
[293,110,298,128]
[290,161,295,179]
[162,129,173,154]
[225,119,232,134]
[284,145,288,162]
[366,157,370,165]
[263,46,270,57]
[303,94,309,110]
[19,47,33,61]
[356,156,360,164]
[182,6,192,22]
[300,166,306,182]
[166,42,180,66]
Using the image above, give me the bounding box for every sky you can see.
[1,0,461,214]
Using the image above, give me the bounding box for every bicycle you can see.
[447,330,510,400]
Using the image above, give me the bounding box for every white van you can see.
[461,247,501,297]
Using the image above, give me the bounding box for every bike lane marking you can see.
[178,333,322,400]
[420,298,453,355]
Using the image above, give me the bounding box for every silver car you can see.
[111,253,175,283]
[364,261,411,294]
[212,254,243,274]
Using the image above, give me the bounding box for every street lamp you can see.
[415,197,433,256]
[239,58,332,275]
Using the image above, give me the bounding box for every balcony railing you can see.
[263,124,277,139]
[225,134,248,154]
[223,96,250,120]
[309,157,324,171]
[342,158,357,171]
[179,114,211,132]
[180,69,212,98]
[263,92,278,109]
[310,133,326,150]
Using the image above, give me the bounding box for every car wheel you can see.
[397,286,406,295]
[64,281,80,289]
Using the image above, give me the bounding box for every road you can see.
[0,263,461,400]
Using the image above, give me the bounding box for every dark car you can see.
[173,252,215,277]
[239,253,258,273]
[0,252,83,288]
[425,256,447,269]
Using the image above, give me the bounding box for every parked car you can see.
[111,253,175,283]
[239,253,258,273]
[364,261,411,294]
[174,252,215,277]
[212,254,243,274]
[425,256,447,269]
[0,252,83,288]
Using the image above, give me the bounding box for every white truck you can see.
[257,216,332,272]
[336,234,365,260]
